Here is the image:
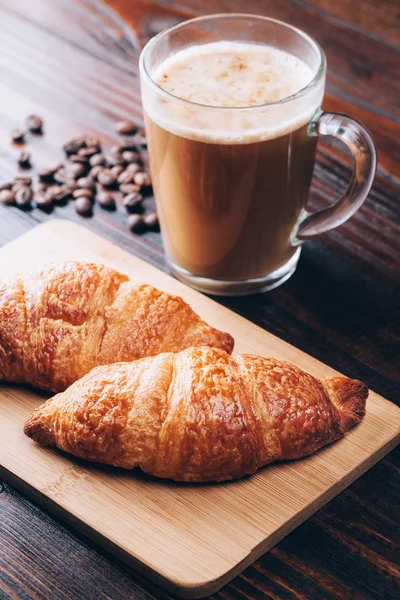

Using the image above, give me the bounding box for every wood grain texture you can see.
[0,0,399,599]
[0,220,399,598]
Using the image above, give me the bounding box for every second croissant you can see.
[24,347,368,482]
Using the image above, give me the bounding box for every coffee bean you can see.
[119,183,140,195]
[118,137,137,151]
[127,213,145,233]
[48,184,73,204]
[14,176,32,187]
[105,152,125,167]
[0,189,15,205]
[122,150,140,164]
[97,190,116,210]
[111,165,124,178]
[89,153,105,167]
[110,144,124,156]
[75,196,93,216]
[144,211,160,231]
[11,128,25,143]
[78,146,98,158]
[76,177,95,191]
[73,188,94,199]
[97,169,116,188]
[63,136,86,156]
[37,167,56,182]
[54,167,70,184]
[125,163,141,175]
[69,162,87,179]
[15,186,33,207]
[133,171,151,187]
[0,182,13,191]
[37,181,50,192]
[117,170,136,185]
[35,191,54,209]
[85,136,101,150]
[123,191,143,212]
[90,165,104,180]
[116,120,137,136]
[69,154,89,165]
[18,151,31,169]
[26,114,43,134]
[134,130,147,148]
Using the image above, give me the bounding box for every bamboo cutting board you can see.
[0,220,399,599]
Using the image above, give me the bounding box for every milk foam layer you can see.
[153,42,314,107]
[143,41,324,144]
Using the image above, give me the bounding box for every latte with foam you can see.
[143,41,321,279]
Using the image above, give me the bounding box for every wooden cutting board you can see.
[0,220,399,599]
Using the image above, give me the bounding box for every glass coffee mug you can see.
[139,14,376,295]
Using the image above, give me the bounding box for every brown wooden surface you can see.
[0,0,399,599]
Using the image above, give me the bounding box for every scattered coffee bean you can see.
[122,150,140,164]
[14,186,33,207]
[14,175,32,187]
[0,189,15,205]
[35,191,53,209]
[69,154,89,165]
[117,170,136,185]
[118,137,137,151]
[63,136,86,156]
[37,167,56,182]
[116,120,137,136]
[90,165,104,180]
[11,128,25,143]
[69,162,87,179]
[127,213,145,233]
[97,190,116,210]
[105,152,125,167]
[76,177,95,191]
[26,114,43,134]
[54,167,70,184]
[134,129,147,148]
[119,183,140,195]
[75,196,93,216]
[111,164,124,178]
[18,151,31,169]
[110,144,124,157]
[49,184,73,204]
[133,171,151,187]
[0,182,12,191]
[125,163,141,175]
[37,181,50,192]
[123,191,143,212]
[144,211,159,231]
[97,169,116,188]
[78,146,98,158]
[85,136,101,150]
[73,188,94,199]
[89,153,105,167]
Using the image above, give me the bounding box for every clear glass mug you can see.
[139,14,376,296]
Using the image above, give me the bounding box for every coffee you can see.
[144,42,319,279]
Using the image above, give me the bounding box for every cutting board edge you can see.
[1,430,399,599]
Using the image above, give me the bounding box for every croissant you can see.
[24,346,368,482]
[0,262,233,392]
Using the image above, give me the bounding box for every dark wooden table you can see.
[0,1,399,599]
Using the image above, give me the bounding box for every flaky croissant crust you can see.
[24,347,368,482]
[0,262,233,392]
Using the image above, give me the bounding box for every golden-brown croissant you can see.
[24,347,368,482]
[0,262,233,392]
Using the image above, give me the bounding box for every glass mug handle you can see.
[295,110,377,241]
